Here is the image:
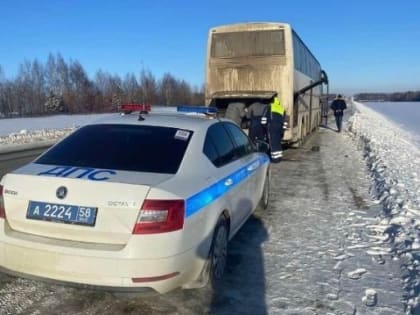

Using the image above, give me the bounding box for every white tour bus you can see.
[205,22,329,144]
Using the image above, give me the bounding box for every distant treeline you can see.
[354,91,420,102]
[0,53,204,117]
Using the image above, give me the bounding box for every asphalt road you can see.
[0,147,48,178]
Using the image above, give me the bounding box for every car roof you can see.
[89,110,222,132]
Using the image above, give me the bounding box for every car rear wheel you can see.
[209,216,228,286]
[259,168,270,210]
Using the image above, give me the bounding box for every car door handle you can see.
[224,178,233,186]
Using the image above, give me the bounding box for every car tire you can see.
[208,215,229,288]
[259,168,270,210]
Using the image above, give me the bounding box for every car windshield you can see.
[35,124,193,174]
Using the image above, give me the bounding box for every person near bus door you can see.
[264,93,285,163]
[247,101,268,142]
[330,94,347,132]
[225,102,246,127]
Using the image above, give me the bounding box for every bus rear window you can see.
[211,30,285,58]
[35,124,192,174]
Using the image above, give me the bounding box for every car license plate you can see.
[26,201,97,226]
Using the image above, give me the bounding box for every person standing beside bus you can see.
[330,94,347,132]
[266,94,285,163]
[225,102,246,127]
[247,101,267,142]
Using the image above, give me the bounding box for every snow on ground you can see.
[0,113,114,152]
[349,101,420,312]
[0,113,115,137]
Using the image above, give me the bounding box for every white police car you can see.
[0,104,270,293]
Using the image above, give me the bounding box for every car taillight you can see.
[132,199,184,234]
[0,185,5,219]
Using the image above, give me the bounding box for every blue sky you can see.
[1,0,419,94]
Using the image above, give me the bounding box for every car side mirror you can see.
[254,140,270,153]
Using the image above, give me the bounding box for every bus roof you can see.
[209,22,291,33]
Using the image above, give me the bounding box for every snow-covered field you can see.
[0,113,114,152]
[0,113,115,137]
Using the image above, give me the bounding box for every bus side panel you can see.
[282,26,294,142]
[293,70,322,140]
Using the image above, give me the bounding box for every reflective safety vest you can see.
[270,96,285,116]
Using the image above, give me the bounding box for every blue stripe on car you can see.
[185,154,269,217]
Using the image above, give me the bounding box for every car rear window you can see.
[35,124,193,174]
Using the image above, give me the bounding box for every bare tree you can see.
[0,65,4,82]
[122,73,139,103]
[68,60,93,112]
[176,79,192,104]
[45,53,58,94]
[94,70,124,111]
[0,66,6,116]
[139,69,158,104]
[5,82,21,115]
[159,73,177,106]
[31,59,46,114]
[191,84,205,105]
[15,60,34,115]
[44,54,65,113]
[94,70,112,110]
[54,54,72,112]
[0,54,205,115]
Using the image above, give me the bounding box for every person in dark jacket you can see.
[225,102,246,127]
[330,94,347,132]
[247,101,268,142]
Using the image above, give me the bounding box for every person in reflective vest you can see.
[264,94,285,163]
